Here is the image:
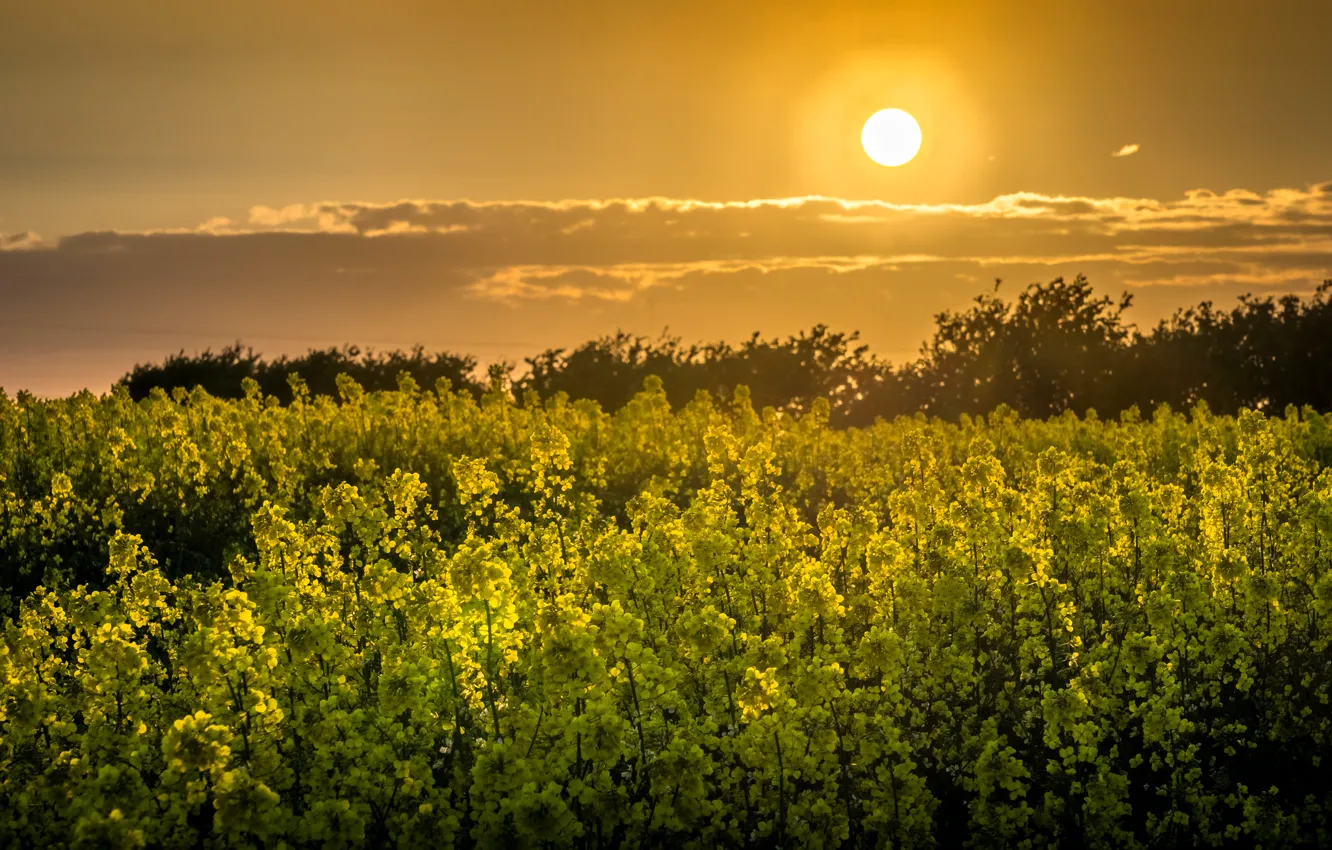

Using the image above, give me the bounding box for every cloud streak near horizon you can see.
[7,181,1332,300]
[3,182,1332,395]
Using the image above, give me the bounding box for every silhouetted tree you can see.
[123,344,265,400]
[119,277,1332,423]
[1132,281,1332,413]
[902,275,1134,419]
[713,327,890,425]
[520,332,702,412]
[124,343,485,402]
[517,326,888,425]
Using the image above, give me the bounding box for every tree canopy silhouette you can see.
[119,276,1332,422]
[518,326,886,425]
[901,275,1134,419]
[124,344,485,404]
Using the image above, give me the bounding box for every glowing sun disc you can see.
[861,108,922,167]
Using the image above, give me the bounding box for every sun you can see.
[861,108,922,167]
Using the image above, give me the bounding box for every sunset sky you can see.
[3,0,1332,396]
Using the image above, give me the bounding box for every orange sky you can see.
[3,0,1331,395]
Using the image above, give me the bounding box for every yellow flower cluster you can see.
[2,380,1332,847]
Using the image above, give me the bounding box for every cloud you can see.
[1112,143,1141,158]
[3,182,1332,395]
[7,184,1332,300]
[0,231,47,251]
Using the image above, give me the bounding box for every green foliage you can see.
[3,380,1332,847]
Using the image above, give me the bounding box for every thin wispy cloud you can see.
[1112,143,1141,158]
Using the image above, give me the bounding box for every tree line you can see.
[121,275,1332,423]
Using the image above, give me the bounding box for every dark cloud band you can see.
[8,184,1331,302]
[3,184,1331,396]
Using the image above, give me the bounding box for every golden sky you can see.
[3,0,1332,395]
